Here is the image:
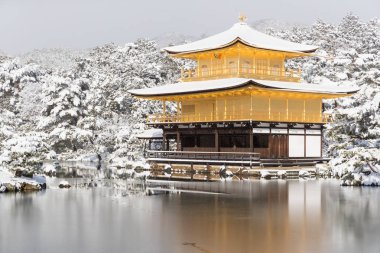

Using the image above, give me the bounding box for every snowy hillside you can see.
[18,48,89,70]
[153,32,202,48]
[0,14,379,181]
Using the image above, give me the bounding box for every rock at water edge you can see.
[59,180,71,189]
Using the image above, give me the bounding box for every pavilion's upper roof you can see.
[163,22,318,55]
[128,78,359,98]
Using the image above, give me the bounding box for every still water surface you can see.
[1,179,380,253]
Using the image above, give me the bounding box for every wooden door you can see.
[270,135,288,158]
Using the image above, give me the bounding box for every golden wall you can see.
[180,43,301,82]
[180,94,322,123]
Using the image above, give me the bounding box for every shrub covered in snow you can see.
[1,132,49,171]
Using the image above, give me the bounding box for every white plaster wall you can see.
[289,135,305,157]
[306,135,321,157]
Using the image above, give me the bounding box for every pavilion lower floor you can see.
[151,122,323,159]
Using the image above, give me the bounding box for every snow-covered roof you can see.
[163,22,318,54]
[136,129,163,139]
[128,78,359,97]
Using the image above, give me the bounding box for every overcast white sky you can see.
[0,0,379,54]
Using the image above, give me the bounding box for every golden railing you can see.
[181,66,301,82]
[147,112,333,124]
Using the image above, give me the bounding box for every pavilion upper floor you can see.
[147,93,332,125]
[128,78,359,125]
[179,43,303,82]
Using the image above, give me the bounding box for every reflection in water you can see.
[1,180,380,253]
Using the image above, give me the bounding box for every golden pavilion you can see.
[129,16,358,167]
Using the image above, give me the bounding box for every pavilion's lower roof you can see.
[128,78,359,98]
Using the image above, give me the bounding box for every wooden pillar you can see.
[162,133,166,151]
[176,131,181,151]
[194,131,197,148]
[268,96,271,120]
[215,129,219,152]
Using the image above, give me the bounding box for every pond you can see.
[1,179,380,253]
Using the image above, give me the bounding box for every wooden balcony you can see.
[147,150,261,165]
[181,66,301,82]
[147,112,333,124]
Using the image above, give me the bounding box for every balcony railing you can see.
[147,112,333,124]
[181,66,301,82]
[147,150,261,162]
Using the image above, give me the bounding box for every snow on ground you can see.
[0,166,13,183]
[299,170,310,177]
[260,170,271,179]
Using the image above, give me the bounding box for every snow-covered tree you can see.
[1,132,49,171]
[38,74,92,153]
[71,39,180,164]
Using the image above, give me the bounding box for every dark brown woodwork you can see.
[249,131,253,152]
[162,134,167,151]
[214,129,219,152]
[160,124,323,159]
[176,131,181,151]
[254,148,270,158]
[269,135,288,158]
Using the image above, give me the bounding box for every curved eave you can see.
[128,79,359,100]
[250,81,359,97]
[164,38,318,56]
[129,80,252,98]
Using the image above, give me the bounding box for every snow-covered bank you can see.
[0,167,46,193]
[329,147,380,186]
[341,172,380,186]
